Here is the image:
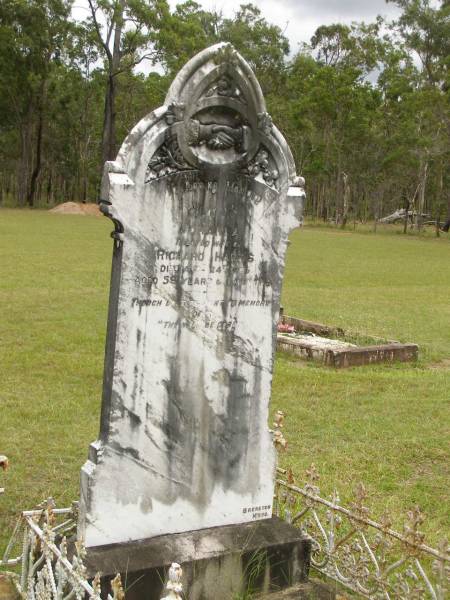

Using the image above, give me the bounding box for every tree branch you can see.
[112,50,159,77]
[87,0,112,62]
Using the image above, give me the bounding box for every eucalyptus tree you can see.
[386,0,450,228]
[154,2,290,95]
[0,0,74,206]
[84,0,169,167]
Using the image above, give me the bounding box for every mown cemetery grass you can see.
[0,209,449,549]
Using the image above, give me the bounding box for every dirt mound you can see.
[50,202,101,216]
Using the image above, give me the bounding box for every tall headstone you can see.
[79,43,304,548]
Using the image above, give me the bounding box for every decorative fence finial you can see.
[111,573,125,600]
[272,410,287,453]
[160,563,183,600]
[92,573,102,597]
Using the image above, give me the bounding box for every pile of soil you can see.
[49,202,101,216]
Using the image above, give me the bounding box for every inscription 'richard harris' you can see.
[131,239,272,291]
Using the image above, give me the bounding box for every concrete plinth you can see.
[326,343,419,367]
[85,518,311,600]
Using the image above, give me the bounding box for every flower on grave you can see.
[277,323,295,333]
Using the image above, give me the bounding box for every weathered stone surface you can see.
[78,43,304,547]
[326,343,419,368]
[85,518,311,600]
[280,315,345,338]
[277,334,355,362]
[278,337,418,367]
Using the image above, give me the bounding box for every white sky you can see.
[72,0,404,72]
[182,0,402,53]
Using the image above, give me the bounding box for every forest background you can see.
[0,0,448,227]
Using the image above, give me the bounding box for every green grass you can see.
[0,210,449,549]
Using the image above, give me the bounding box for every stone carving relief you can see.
[205,76,246,103]
[143,46,285,175]
[257,112,273,136]
[146,70,281,179]
[245,147,279,189]
[165,102,185,125]
[145,136,192,182]
[186,119,250,152]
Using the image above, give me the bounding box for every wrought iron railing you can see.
[1,497,184,600]
[274,465,449,599]
[270,411,449,599]
[0,498,124,600]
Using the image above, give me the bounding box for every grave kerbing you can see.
[78,42,305,549]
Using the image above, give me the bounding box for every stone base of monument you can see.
[85,518,311,600]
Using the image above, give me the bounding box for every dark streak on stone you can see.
[124,405,142,429]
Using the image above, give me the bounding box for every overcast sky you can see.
[172,0,402,52]
[72,0,404,72]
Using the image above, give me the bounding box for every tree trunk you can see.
[27,105,44,207]
[100,0,124,168]
[101,73,116,166]
[415,159,428,231]
[435,208,441,238]
[17,110,33,206]
[403,194,409,234]
[341,171,350,228]
[442,198,450,233]
[444,199,450,231]
[46,170,53,205]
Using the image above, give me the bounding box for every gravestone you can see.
[78,43,304,550]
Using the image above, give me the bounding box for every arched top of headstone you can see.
[110,42,296,198]
[165,42,266,112]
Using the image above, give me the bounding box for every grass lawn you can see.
[0,210,449,549]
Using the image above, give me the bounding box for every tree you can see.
[219,4,290,94]
[85,0,168,167]
[387,0,450,227]
[154,3,290,93]
[0,0,73,206]
[387,0,450,86]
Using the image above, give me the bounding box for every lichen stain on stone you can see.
[123,405,142,430]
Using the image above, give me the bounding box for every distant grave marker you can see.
[79,43,304,547]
